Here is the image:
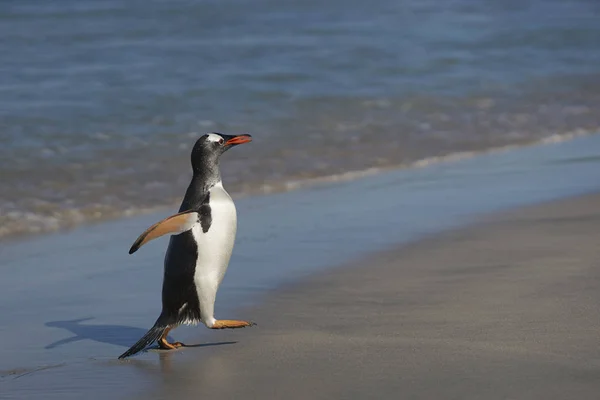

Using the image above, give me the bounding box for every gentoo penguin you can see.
[118,132,254,359]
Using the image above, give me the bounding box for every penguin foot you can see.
[158,326,185,350]
[211,320,257,329]
[158,338,185,350]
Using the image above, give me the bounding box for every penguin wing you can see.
[128,210,199,254]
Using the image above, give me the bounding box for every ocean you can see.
[1,0,599,238]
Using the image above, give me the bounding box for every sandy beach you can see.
[1,134,600,399]
[141,193,600,399]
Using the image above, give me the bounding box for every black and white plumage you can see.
[119,133,254,359]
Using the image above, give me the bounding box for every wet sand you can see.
[144,193,600,399]
[1,134,600,399]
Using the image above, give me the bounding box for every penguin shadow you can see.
[45,317,237,350]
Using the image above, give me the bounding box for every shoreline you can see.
[1,129,596,242]
[1,134,600,399]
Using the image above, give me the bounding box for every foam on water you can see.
[1,128,595,239]
[1,0,600,239]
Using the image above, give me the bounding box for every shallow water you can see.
[1,0,600,237]
[0,134,599,399]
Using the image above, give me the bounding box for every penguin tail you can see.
[118,320,167,360]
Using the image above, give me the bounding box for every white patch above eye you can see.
[206,133,224,143]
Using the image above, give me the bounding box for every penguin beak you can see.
[225,134,252,146]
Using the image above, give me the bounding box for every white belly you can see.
[191,182,237,327]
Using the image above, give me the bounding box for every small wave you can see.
[255,128,594,192]
[0,128,595,241]
[0,204,172,240]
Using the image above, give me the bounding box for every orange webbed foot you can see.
[210,320,257,329]
[158,338,185,350]
[158,326,185,350]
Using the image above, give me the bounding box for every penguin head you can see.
[190,132,252,171]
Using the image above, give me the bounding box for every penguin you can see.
[118,132,254,359]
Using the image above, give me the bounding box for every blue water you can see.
[1,0,600,238]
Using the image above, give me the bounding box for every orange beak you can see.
[225,134,252,146]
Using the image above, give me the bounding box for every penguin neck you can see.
[179,164,222,212]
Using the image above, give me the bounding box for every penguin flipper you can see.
[129,210,199,254]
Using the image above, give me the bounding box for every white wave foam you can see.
[253,128,594,193]
[0,128,595,240]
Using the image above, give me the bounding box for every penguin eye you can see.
[218,138,225,145]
